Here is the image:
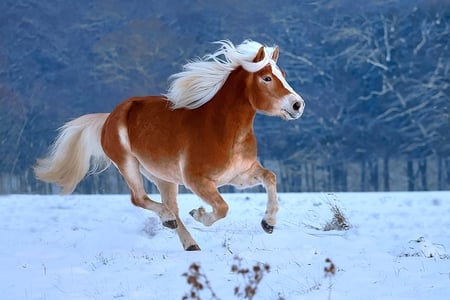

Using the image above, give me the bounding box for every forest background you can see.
[0,0,449,194]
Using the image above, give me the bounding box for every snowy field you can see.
[0,192,449,300]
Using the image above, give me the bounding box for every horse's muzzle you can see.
[282,95,305,120]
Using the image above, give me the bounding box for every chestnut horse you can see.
[34,40,305,250]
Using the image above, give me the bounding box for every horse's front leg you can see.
[184,178,229,227]
[230,161,279,234]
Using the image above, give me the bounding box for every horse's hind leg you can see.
[155,179,201,251]
[115,157,177,229]
[101,110,176,229]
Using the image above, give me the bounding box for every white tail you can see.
[34,113,111,194]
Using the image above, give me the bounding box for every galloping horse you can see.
[34,40,305,250]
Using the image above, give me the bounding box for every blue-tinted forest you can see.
[0,0,449,193]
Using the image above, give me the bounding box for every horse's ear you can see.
[272,47,279,62]
[253,46,266,62]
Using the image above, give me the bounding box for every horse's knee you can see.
[130,195,145,208]
[264,169,277,186]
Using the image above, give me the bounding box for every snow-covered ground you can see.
[0,192,449,300]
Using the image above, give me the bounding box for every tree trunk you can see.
[311,163,316,192]
[445,159,450,186]
[304,163,310,192]
[360,160,366,191]
[369,159,379,191]
[383,156,390,191]
[407,160,415,191]
[418,159,427,191]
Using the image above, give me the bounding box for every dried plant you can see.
[323,203,351,231]
[324,258,336,277]
[324,258,336,300]
[182,263,220,300]
[231,256,271,300]
[182,257,271,300]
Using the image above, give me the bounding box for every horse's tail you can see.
[34,113,111,194]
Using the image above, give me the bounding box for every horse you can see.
[34,40,305,250]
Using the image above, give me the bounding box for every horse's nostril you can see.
[293,101,301,111]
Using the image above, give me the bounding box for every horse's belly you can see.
[215,157,255,187]
[139,158,183,184]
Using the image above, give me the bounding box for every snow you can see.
[1,192,449,300]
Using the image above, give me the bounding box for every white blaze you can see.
[270,61,301,99]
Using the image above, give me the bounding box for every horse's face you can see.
[247,47,305,120]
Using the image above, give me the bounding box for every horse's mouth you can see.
[281,109,301,120]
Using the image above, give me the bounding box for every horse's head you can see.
[247,46,305,120]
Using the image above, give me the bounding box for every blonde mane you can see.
[165,40,276,109]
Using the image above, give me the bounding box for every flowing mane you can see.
[165,40,277,109]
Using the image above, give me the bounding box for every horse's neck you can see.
[204,71,256,139]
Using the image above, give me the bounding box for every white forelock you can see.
[165,40,276,109]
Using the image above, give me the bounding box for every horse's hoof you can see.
[261,219,274,234]
[186,244,201,251]
[189,207,205,219]
[163,219,178,229]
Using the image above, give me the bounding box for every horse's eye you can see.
[263,76,272,82]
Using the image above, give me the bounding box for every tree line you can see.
[0,0,448,194]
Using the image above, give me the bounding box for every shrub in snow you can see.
[323,203,351,231]
[399,237,449,259]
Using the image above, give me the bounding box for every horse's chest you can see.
[216,137,256,184]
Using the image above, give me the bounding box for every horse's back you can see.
[101,96,186,183]
[102,95,174,144]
